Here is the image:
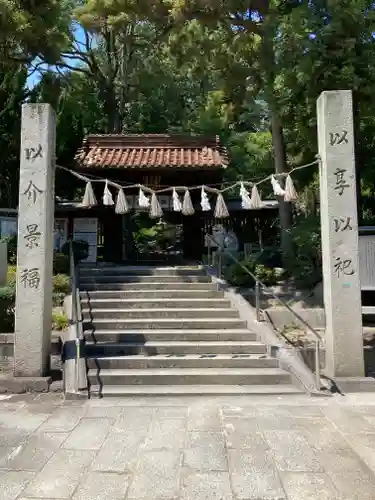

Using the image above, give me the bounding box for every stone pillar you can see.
[317,90,364,377]
[14,104,56,377]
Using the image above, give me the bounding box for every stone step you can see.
[87,367,291,386]
[86,354,277,369]
[79,282,217,291]
[81,308,239,320]
[89,384,303,397]
[79,266,205,276]
[80,298,231,309]
[80,289,224,299]
[85,340,265,355]
[83,318,247,330]
[84,329,256,342]
[80,275,211,284]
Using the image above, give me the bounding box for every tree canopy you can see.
[2,0,375,267]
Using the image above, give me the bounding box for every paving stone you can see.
[0,433,67,471]
[127,450,181,499]
[223,420,270,450]
[344,433,375,473]
[62,418,113,451]
[184,431,227,471]
[144,417,186,450]
[280,472,341,500]
[91,430,144,473]
[115,407,154,433]
[228,449,285,500]
[320,448,375,500]
[72,471,130,500]
[38,407,85,433]
[188,406,222,431]
[0,470,35,500]
[321,406,375,434]
[154,406,188,419]
[0,428,29,448]
[23,449,96,499]
[84,406,122,419]
[0,410,50,433]
[263,430,323,472]
[181,470,233,500]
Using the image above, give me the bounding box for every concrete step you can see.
[79,266,205,276]
[80,289,224,300]
[79,282,218,291]
[84,329,257,343]
[362,306,375,315]
[89,384,303,397]
[83,318,247,331]
[85,340,266,355]
[87,367,291,386]
[81,308,239,320]
[86,354,277,369]
[80,298,231,309]
[80,275,211,284]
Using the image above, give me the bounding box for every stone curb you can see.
[0,375,52,393]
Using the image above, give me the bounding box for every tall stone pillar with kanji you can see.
[317,90,364,378]
[14,104,56,377]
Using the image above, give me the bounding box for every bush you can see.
[224,257,278,287]
[52,274,70,295]
[6,266,16,289]
[0,285,15,332]
[61,240,89,263]
[52,311,68,331]
[0,235,17,264]
[53,252,70,275]
[288,215,322,288]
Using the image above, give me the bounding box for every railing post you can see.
[255,280,261,322]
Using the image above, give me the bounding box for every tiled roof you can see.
[74,134,228,169]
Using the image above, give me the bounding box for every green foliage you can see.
[224,257,278,288]
[53,252,70,275]
[6,266,16,289]
[0,235,17,264]
[61,240,89,263]
[52,274,70,295]
[0,285,15,333]
[288,215,322,289]
[52,311,68,331]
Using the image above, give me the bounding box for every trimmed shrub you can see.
[53,252,70,275]
[52,311,68,331]
[52,274,70,295]
[61,240,89,263]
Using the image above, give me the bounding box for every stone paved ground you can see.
[1,393,375,499]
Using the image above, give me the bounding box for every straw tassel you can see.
[115,188,129,214]
[138,187,150,208]
[271,175,285,197]
[200,187,211,211]
[102,180,114,206]
[172,188,182,212]
[240,182,252,210]
[284,175,298,202]
[182,189,194,215]
[214,193,229,218]
[250,185,262,208]
[150,192,163,219]
[81,181,97,207]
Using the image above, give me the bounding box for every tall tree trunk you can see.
[271,113,293,263]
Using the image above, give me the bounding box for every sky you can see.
[27,25,87,89]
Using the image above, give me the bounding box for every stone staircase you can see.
[79,264,300,396]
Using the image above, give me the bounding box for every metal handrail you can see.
[206,234,322,389]
[69,240,81,393]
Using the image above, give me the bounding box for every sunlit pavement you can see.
[1,392,375,499]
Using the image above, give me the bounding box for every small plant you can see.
[0,285,15,332]
[224,257,277,287]
[52,311,68,331]
[52,274,70,295]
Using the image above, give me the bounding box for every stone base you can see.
[0,375,52,394]
[65,390,88,400]
[335,377,375,393]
